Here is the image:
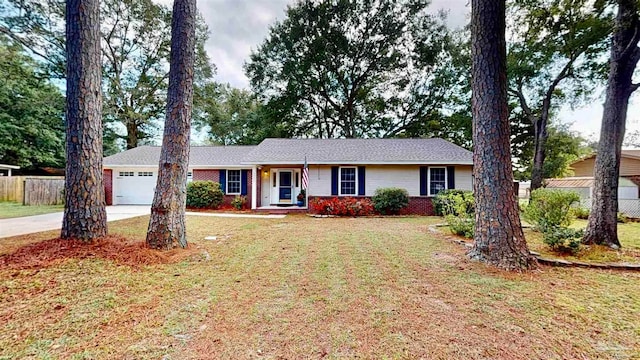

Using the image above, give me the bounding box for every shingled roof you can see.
[241,138,473,165]
[103,145,256,167]
[103,138,473,167]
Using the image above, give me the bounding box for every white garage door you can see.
[114,170,157,205]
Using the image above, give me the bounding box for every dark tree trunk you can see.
[530,114,549,192]
[583,0,640,248]
[146,0,196,249]
[125,119,138,149]
[468,0,537,270]
[62,0,107,240]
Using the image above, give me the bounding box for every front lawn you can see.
[1,215,639,359]
[0,201,63,219]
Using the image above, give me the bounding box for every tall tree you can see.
[62,0,107,240]
[0,36,65,169]
[194,83,292,145]
[513,124,593,180]
[1,0,214,150]
[507,0,611,191]
[146,0,196,250]
[469,0,537,270]
[245,0,452,139]
[583,0,640,248]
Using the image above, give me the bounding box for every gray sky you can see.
[170,0,636,141]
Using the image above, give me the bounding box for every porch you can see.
[255,205,308,214]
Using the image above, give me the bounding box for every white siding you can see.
[454,166,473,191]
[307,164,474,197]
[619,186,638,199]
[308,165,333,196]
[365,165,421,196]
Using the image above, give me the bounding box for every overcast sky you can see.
[169,0,638,141]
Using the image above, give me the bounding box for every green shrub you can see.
[445,214,474,238]
[186,181,224,209]
[541,226,584,255]
[372,187,409,214]
[231,195,246,210]
[617,212,630,223]
[524,188,580,229]
[572,207,590,220]
[433,190,474,216]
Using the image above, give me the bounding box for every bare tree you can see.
[61,0,107,240]
[468,0,537,270]
[146,0,196,249]
[583,0,640,248]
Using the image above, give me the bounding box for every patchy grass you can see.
[0,215,639,359]
[524,219,640,263]
[0,201,63,219]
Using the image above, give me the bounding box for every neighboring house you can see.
[102,138,473,215]
[570,150,640,187]
[545,177,639,200]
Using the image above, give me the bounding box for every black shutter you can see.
[447,166,455,190]
[420,166,428,196]
[219,170,226,194]
[357,166,366,196]
[240,169,248,195]
[331,166,339,195]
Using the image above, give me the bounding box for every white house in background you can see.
[0,164,19,177]
[102,138,474,215]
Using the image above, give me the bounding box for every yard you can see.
[0,201,63,219]
[1,215,639,359]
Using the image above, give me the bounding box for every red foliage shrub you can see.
[309,197,375,216]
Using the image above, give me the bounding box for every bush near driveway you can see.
[186,181,224,209]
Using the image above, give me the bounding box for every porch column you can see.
[251,165,258,209]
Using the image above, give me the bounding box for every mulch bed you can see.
[0,235,198,270]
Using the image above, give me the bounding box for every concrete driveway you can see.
[0,205,150,239]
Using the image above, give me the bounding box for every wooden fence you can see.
[24,178,65,205]
[0,176,65,205]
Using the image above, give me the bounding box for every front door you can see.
[278,171,293,203]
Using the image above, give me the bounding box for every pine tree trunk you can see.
[468,0,537,270]
[61,0,107,241]
[146,0,196,250]
[583,0,640,248]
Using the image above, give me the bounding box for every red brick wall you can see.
[407,197,434,215]
[308,196,435,215]
[103,169,112,205]
[192,169,252,209]
[193,169,219,182]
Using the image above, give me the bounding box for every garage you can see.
[113,169,157,205]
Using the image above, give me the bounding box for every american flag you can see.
[302,156,309,190]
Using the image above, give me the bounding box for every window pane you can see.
[340,168,356,195]
[430,168,446,195]
[227,170,241,193]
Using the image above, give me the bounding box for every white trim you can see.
[251,165,257,209]
[103,164,248,169]
[427,166,447,196]
[240,160,473,166]
[226,169,242,195]
[338,166,358,196]
[104,161,473,168]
